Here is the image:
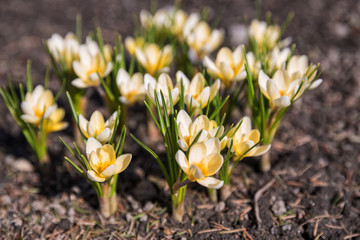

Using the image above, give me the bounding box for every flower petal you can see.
[96,128,111,143]
[114,153,132,174]
[100,164,116,178]
[273,95,291,107]
[197,177,224,189]
[202,153,223,176]
[87,170,106,182]
[175,150,189,173]
[188,142,207,165]
[204,137,220,155]
[86,137,102,157]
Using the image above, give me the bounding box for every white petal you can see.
[86,137,102,157]
[204,137,220,155]
[96,128,111,143]
[178,139,189,151]
[273,95,291,107]
[203,56,219,75]
[188,142,206,165]
[71,78,88,88]
[175,150,189,172]
[309,79,323,89]
[87,170,106,182]
[21,102,35,116]
[197,177,224,189]
[176,71,190,91]
[100,164,116,178]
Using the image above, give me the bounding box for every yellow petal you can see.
[114,154,132,174]
[100,164,116,178]
[89,111,105,135]
[202,153,223,176]
[188,142,207,166]
[215,47,233,68]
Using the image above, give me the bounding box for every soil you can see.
[1,0,360,239]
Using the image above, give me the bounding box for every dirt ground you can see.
[0,0,360,239]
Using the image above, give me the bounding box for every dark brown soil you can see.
[1,0,360,239]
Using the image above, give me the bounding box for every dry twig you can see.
[254,179,276,228]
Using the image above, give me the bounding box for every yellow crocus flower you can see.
[86,138,132,182]
[79,111,117,144]
[228,116,270,160]
[135,43,173,76]
[116,69,145,105]
[176,71,220,109]
[175,138,224,189]
[72,37,113,88]
[203,46,246,87]
[176,110,226,151]
[47,32,79,72]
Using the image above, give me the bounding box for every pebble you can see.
[5,156,34,172]
[143,201,154,212]
[282,223,292,231]
[215,201,225,212]
[271,199,287,216]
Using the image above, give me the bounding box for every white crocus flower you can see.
[185,19,224,61]
[249,19,281,51]
[258,69,302,108]
[47,32,79,71]
[287,55,323,92]
[116,69,145,105]
[175,138,224,189]
[79,110,117,144]
[176,71,220,109]
[176,110,226,151]
[72,37,113,88]
[20,85,57,126]
[268,46,291,72]
[86,138,132,182]
[144,73,180,113]
[227,116,271,160]
[203,45,246,87]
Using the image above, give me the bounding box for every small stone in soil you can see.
[271,199,287,216]
[215,201,226,212]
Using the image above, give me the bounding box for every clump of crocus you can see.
[203,46,246,88]
[47,32,80,73]
[62,102,130,217]
[176,71,220,110]
[79,110,117,144]
[116,69,145,105]
[72,37,113,88]
[1,63,68,166]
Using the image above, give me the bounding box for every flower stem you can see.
[208,188,218,202]
[99,183,117,218]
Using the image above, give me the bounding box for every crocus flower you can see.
[47,32,79,71]
[86,138,132,182]
[184,18,224,61]
[203,46,246,87]
[125,36,145,55]
[116,69,145,105]
[228,116,270,160]
[176,71,220,109]
[79,111,117,144]
[249,19,280,51]
[176,110,226,151]
[175,138,224,189]
[144,73,179,112]
[72,37,113,88]
[135,43,173,76]
[287,55,323,94]
[20,85,57,126]
[268,46,291,72]
[43,108,68,133]
[140,8,172,31]
[258,69,302,108]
